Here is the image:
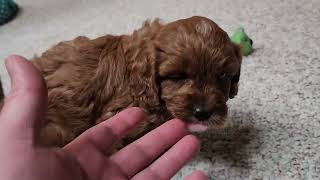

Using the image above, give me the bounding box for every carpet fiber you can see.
[0,0,319,179]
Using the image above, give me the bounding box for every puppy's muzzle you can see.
[192,105,212,121]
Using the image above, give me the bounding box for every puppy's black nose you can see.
[193,106,211,121]
[249,39,253,45]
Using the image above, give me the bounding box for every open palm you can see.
[0,55,208,180]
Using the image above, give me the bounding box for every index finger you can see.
[65,107,145,153]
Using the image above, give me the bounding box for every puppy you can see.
[9,16,243,146]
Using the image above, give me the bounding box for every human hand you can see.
[0,55,208,180]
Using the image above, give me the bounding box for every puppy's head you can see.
[151,16,242,132]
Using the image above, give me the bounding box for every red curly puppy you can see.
[6,16,242,147]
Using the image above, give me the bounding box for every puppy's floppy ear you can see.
[233,43,243,59]
[229,44,242,99]
[127,19,164,107]
[229,70,240,99]
[128,44,160,107]
[81,35,129,113]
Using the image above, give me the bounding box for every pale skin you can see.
[0,55,208,180]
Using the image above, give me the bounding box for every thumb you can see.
[0,55,47,144]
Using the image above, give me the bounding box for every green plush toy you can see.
[0,0,19,25]
[231,28,253,56]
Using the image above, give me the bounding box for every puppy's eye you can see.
[217,72,227,80]
[160,74,186,81]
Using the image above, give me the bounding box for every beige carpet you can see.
[1,0,320,179]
